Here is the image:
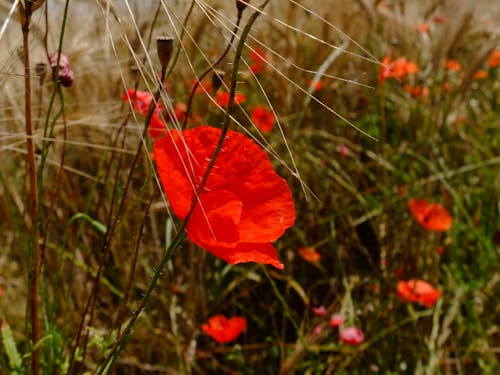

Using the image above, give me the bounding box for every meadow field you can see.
[0,0,499,373]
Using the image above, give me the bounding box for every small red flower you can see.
[488,50,500,68]
[251,106,275,133]
[379,56,418,84]
[408,198,453,231]
[473,70,488,80]
[329,313,345,327]
[312,305,327,317]
[299,246,321,262]
[154,126,295,268]
[123,89,167,138]
[443,59,462,72]
[249,46,268,74]
[337,144,350,157]
[397,279,442,308]
[339,326,365,346]
[202,315,247,344]
[432,14,448,24]
[308,79,324,91]
[215,91,247,108]
[416,23,430,34]
[436,246,445,256]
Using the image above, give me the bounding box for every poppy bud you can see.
[211,70,225,92]
[156,36,174,68]
[236,0,248,13]
[35,62,47,84]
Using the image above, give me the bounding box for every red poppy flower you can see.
[339,326,365,346]
[416,22,430,34]
[299,247,321,262]
[153,126,295,268]
[443,59,462,72]
[488,50,500,68]
[397,279,442,308]
[473,70,488,80]
[432,14,448,24]
[312,305,327,317]
[251,106,275,133]
[249,46,268,74]
[379,56,418,84]
[308,79,324,91]
[215,91,247,108]
[202,315,247,344]
[329,313,345,327]
[408,198,453,231]
[337,144,350,157]
[123,89,167,138]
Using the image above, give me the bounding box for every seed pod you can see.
[156,36,174,69]
[236,0,249,13]
[211,70,225,92]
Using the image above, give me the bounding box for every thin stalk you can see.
[181,4,245,130]
[20,3,41,374]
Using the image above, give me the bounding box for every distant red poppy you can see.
[379,56,418,84]
[408,198,452,231]
[404,84,430,102]
[215,91,247,108]
[436,246,445,255]
[416,23,430,34]
[192,79,213,94]
[329,313,345,327]
[432,14,448,24]
[249,46,268,74]
[154,126,295,268]
[488,50,500,68]
[251,106,275,133]
[397,279,442,308]
[443,59,462,72]
[312,305,327,317]
[123,89,167,138]
[308,79,324,91]
[299,246,321,262]
[202,315,247,344]
[337,144,350,157]
[339,326,365,346]
[473,69,488,80]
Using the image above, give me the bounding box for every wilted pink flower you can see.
[329,313,345,327]
[49,51,74,87]
[339,326,365,346]
[312,305,327,317]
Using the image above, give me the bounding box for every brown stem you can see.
[21,4,42,375]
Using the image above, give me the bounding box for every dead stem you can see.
[20,3,41,374]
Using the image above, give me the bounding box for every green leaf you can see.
[1,321,22,373]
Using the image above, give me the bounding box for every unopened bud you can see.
[211,70,225,92]
[156,36,174,68]
[35,62,47,84]
[236,0,249,13]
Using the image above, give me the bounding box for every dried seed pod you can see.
[35,62,47,84]
[156,36,174,69]
[211,70,225,92]
[236,0,249,13]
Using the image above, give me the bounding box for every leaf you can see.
[70,213,107,234]
[1,321,22,372]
